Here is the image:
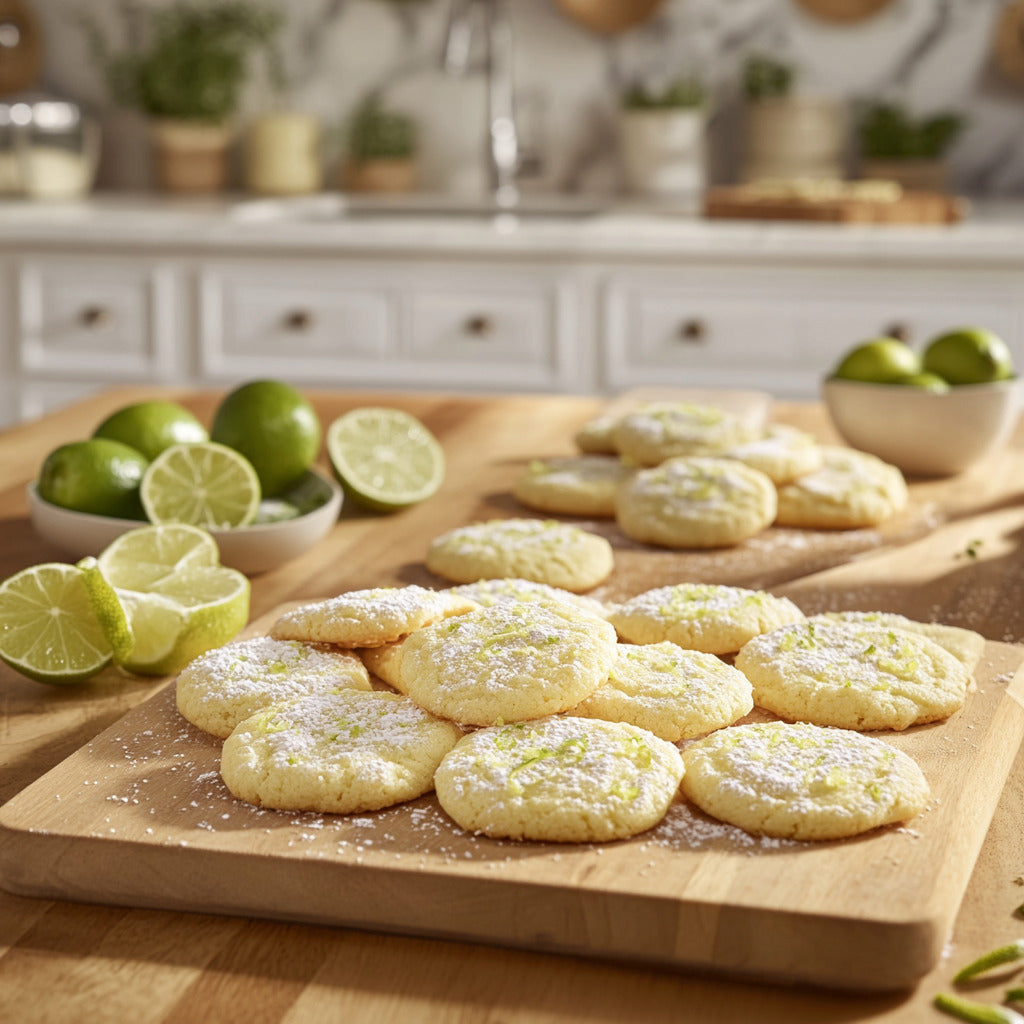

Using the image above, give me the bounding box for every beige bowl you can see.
[822,377,1021,477]
[28,468,342,575]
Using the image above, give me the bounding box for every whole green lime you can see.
[210,380,321,497]
[38,439,149,519]
[891,371,951,393]
[831,337,921,383]
[921,327,1015,385]
[93,400,208,461]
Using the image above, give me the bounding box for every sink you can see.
[230,191,614,224]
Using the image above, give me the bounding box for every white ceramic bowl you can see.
[822,377,1021,477]
[28,468,343,575]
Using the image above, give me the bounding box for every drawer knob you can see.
[884,322,910,342]
[677,318,707,342]
[284,309,313,331]
[80,305,111,328]
[464,315,494,337]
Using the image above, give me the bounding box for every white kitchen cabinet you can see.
[2,198,1024,417]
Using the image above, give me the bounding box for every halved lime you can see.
[97,523,220,589]
[140,442,261,529]
[326,407,445,513]
[0,562,112,685]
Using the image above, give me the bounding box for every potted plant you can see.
[618,76,707,199]
[83,0,284,193]
[857,102,964,191]
[741,53,845,183]
[341,95,418,194]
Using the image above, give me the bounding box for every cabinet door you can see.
[198,259,397,382]
[602,265,1024,398]
[17,256,181,380]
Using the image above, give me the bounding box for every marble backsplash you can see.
[26,0,1024,197]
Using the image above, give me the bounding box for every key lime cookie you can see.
[573,413,619,455]
[447,577,608,619]
[269,585,478,648]
[176,636,372,738]
[573,641,753,742]
[434,715,685,842]
[735,619,970,731]
[611,401,753,467]
[607,583,804,655]
[775,446,907,529]
[721,424,823,486]
[398,600,618,726]
[512,454,633,518]
[425,517,614,593]
[220,689,463,814]
[358,638,409,692]
[811,610,985,675]
[615,456,777,549]
[681,721,930,840]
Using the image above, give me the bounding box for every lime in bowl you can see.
[28,468,342,575]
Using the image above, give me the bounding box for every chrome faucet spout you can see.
[441,0,519,206]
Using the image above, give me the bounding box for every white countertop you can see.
[2,191,1024,264]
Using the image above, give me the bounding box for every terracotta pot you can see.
[342,157,416,194]
[743,97,846,182]
[555,0,666,35]
[150,119,233,193]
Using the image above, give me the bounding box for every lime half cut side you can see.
[97,523,221,590]
[326,407,445,513]
[140,442,261,529]
[0,562,112,685]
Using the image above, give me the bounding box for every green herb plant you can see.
[346,95,417,162]
[83,0,285,122]
[858,102,965,160]
[622,77,706,111]
[743,54,795,101]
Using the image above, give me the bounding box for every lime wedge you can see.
[140,441,261,529]
[0,563,112,684]
[326,407,445,513]
[77,556,135,663]
[92,523,251,676]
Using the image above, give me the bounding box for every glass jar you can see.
[0,91,100,199]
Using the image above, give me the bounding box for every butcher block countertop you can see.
[3,385,1024,1023]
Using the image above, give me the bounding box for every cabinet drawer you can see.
[199,262,396,381]
[18,257,178,379]
[604,280,798,391]
[405,276,578,391]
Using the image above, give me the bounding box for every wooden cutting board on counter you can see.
[2,615,1023,992]
[704,185,967,224]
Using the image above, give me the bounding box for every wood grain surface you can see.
[3,386,1024,1022]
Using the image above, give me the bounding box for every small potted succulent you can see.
[741,53,845,183]
[618,76,708,198]
[341,95,418,194]
[857,102,964,191]
[83,0,284,193]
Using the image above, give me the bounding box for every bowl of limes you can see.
[29,385,343,575]
[823,327,1021,477]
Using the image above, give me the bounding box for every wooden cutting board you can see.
[704,186,967,224]
[1,600,1022,993]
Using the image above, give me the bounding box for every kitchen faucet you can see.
[441,0,520,208]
